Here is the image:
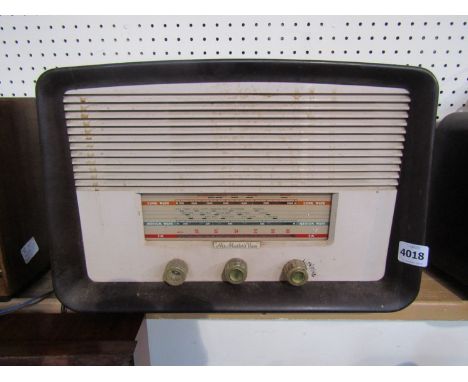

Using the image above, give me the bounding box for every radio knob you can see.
[282,259,309,286]
[163,259,188,286]
[223,258,248,284]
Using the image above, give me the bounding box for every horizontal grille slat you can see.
[68,134,405,143]
[69,142,404,150]
[64,102,410,111]
[65,110,408,119]
[64,94,411,103]
[71,157,403,165]
[69,149,403,158]
[67,119,406,128]
[66,119,407,127]
[72,164,400,173]
[73,172,400,180]
[67,127,406,135]
[74,186,398,192]
[65,82,409,95]
[74,179,399,187]
[65,82,409,192]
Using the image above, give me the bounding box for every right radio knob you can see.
[282,259,309,286]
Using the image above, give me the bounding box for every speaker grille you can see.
[64,82,409,192]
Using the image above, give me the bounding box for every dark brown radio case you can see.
[0,98,50,300]
[36,60,438,313]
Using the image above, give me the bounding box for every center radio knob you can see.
[223,258,248,284]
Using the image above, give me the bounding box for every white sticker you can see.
[20,237,39,264]
[398,241,429,268]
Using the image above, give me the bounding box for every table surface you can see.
[1,271,467,320]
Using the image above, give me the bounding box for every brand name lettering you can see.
[213,241,261,249]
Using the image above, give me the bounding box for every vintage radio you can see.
[36,60,437,312]
[0,99,50,300]
[427,112,468,294]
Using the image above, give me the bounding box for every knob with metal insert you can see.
[282,259,309,286]
[163,259,188,286]
[223,258,248,284]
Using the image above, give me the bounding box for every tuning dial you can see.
[163,259,188,286]
[223,258,248,284]
[282,259,309,286]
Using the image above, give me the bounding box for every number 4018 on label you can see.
[398,241,429,268]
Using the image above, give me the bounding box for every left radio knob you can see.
[163,259,188,286]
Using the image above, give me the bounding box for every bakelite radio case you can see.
[0,99,50,300]
[428,112,468,294]
[36,60,437,313]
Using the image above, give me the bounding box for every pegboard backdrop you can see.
[1,15,467,119]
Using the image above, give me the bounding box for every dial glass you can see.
[141,194,332,241]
